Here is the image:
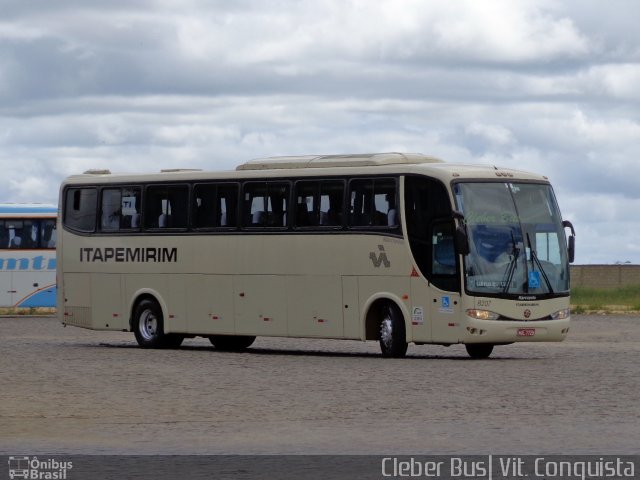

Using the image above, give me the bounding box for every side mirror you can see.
[452,210,469,256]
[567,235,575,264]
[454,224,470,256]
[563,220,576,264]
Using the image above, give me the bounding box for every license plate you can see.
[517,328,536,337]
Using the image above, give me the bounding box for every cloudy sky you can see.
[1,0,638,263]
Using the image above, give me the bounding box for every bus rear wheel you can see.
[209,335,256,351]
[465,344,494,359]
[133,298,183,349]
[379,303,408,358]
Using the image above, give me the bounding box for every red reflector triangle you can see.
[410,267,420,277]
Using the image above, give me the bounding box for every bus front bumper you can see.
[461,317,571,344]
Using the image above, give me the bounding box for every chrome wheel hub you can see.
[139,309,158,341]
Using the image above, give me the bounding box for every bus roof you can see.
[0,204,57,216]
[236,152,444,170]
[63,153,550,184]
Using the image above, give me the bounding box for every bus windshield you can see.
[454,182,570,297]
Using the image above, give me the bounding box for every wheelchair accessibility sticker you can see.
[439,296,454,314]
[528,271,541,289]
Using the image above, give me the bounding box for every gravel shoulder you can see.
[1,315,639,454]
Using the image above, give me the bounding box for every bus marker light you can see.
[169,314,175,319]
[402,294,409,300]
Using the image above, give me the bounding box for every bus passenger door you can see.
[428,221,462,343]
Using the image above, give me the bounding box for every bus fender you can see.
[128,288,170,332]
[361,293,413,343]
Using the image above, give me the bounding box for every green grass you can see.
[571,284,640,312]
[0,307,55,316]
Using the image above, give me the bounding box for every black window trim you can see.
[143,182,191,232]
[347,176,401,231]
[292,178,347,231]
[191,181,241,232]
[241,180,292,231]
[63,186,98,234]
[97,185,143,233]
[61,173,405,237]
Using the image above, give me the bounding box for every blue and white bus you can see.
[0,204,57,308]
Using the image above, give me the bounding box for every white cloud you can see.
[0,1,639,263]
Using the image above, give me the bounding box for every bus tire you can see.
[465,344,493,359]
[379,303,408,358]
[209,335,256,351]
[133,298,180,349]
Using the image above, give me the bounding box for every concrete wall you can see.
[571,265,640,289]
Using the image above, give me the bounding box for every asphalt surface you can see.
[1,315,638,455]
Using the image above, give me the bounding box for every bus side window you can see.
[193,184,216,228]
[101,189,122,231]
[9,222,23,248]
[217,184,238,228]
[294,181,317,228]
[243,182,289,229]
[41,220,57,248]
[145,185,189,229]
[64,188,97,232]
[0,221,8,248]
[349,178,397,228]
[320,180,344,227]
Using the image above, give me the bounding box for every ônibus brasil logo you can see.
[8,456,73,480]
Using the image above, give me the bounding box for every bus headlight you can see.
[550,308,570,320]
[466,309,500,320]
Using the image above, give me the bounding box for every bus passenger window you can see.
[194,184,238,229]
[101,189,122,231]
[0,221,8,248]
[349,178,397,228]
[8,222,23,248]
[100,187,141,231]
[243,182,289,229]
[41,220,57,248]
[64,188,97,232]
[320,181,344,227]
[145,185,189,229]
[218,185,238,228]
[294,181,317,228]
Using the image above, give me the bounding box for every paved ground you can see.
[1,315,638,455]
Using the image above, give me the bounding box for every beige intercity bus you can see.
[57,153,575,358]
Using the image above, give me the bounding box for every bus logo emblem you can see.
[369,245,390,268]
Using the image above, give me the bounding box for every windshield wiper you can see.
[501,231,520,293]
[526,233,554,293]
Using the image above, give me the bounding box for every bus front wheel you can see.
[133,298,183,349]
[379,303,408,358]
[465,344,493,359]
